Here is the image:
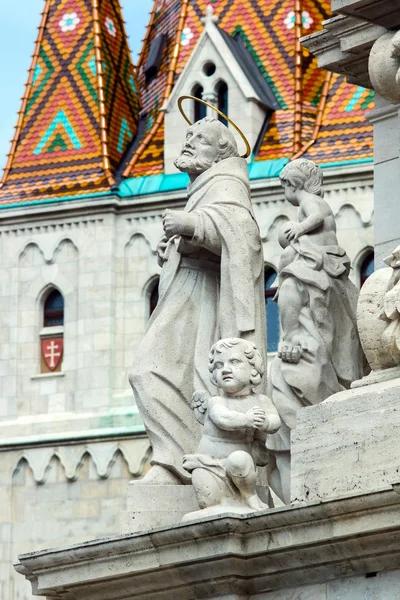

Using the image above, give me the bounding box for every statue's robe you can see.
[130,157,266,482]
[268,236,364,453]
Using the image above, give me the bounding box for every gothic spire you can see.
[0,0,140,205]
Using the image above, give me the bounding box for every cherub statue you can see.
[182,338,281,520]
[267,159,364,504]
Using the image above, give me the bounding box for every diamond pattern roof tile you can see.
[127,0,373,178]
[0,0,140,205]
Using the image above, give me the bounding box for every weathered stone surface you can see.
[366,98,400,265]
[15,487,400,599]
[356,265,393,373]
[268,159,363,504]
[121,483,198,533]
[1,437,150,600]
[129,118,266,486]
[0,152,373,600]
[291,379,400,503]
[369,32,400,103]
[328,569,400,599]
[332,0,400,29]
[182,338,280,520]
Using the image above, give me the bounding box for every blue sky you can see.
[0,0,153,171]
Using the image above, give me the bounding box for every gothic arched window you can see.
[44,289,64,326]
[265,269,280,353]
[360,251,374,287]
[149,277,159,318]
[41,288,64,373]
[193,85,206,122]
[217,81,228,126]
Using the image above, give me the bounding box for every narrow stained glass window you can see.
[44,289,64,327]
[217,81,228,126]
[193,85,206,122]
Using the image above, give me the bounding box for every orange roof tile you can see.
[0,0,140,205]
[127,0,373,178]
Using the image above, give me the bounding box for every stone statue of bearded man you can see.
[130,117,266,485]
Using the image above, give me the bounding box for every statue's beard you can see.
[174,154,214,174]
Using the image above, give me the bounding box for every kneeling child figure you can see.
[182,338,281,519]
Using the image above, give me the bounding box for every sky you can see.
[0,0,154,171]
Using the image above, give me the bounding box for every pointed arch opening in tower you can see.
[216,81,228,126]
[192,85,206,122]
[40,288,64,373]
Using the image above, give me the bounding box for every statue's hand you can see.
[278,342,303,363]
[285,222,303,242]
[163,209,196,238]
[246,406,266,430]
[157,235,169,266]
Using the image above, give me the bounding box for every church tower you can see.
[0,0,140,204]
[122,0,374,178]
[0,2,375,599]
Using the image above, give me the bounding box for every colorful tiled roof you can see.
[125,0,374,178]
[1,0,374,207]
[0,0,140,205]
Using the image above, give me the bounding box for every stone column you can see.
[367,96,400,264]
[301,4,400,263]
[291,3,400,504]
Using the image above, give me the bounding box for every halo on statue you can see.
[177,95,251,159]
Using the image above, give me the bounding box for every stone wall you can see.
[0,437,150,600]
[0,211,161,420]
[0,165,374,599]
[0,166,373,425]
[251,571,400,599]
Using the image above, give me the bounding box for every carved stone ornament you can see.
[129,117,266,486]
[369,31,400,103]
[267,159,364,504]
[182,338,280,521]
[355,244,400,386]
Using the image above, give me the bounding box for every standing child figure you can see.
[182,338,280,520]
[267,159,364,504]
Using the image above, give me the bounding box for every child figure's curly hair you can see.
[208,338,264,391]
[280,158,324,197]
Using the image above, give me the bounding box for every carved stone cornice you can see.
[15,486,400,599]
[301,14,385,88]
[332,0,400,29]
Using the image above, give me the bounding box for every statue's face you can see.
[174,122,221,174]
[212,347,253,396]
[281,179,299,206]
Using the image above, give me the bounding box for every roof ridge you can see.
[292,72,332,160]
[0,0,52,188]
[136,4,158,72]
[0,0,141,205]
[93,0,116,187]
[122,0,189,178]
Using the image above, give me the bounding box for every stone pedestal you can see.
[15,487,400,599]
[291,377,400,504]
[120,483,199,533]
[121,482,272,532]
